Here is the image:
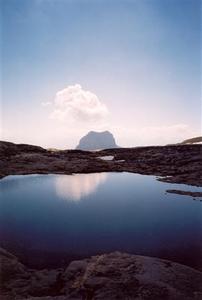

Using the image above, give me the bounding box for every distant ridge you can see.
[76,131,119,150]
[181,136,202,144]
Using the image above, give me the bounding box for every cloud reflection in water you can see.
[55,173,108,201]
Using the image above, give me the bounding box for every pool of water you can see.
[0,172,202,269]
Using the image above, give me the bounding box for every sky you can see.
[1,0,201,149]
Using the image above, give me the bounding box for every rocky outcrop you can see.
[76,131,119,150]
[0,140,201,186]
[1,248,202,300]
[166,189,202,198]
[0,247,63,300]
[181,136,202,144]
[0,141,46,157]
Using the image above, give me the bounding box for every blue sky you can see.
[1,0,201,148]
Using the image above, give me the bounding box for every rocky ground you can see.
[1,248,202,300]
[1,141,202,299]
[0,141,201,188]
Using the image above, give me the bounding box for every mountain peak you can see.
[181,136,202,144]
[76,131,119,150]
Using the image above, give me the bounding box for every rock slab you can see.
[1,248,202,300]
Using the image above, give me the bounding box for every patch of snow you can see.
[99,155,114,161]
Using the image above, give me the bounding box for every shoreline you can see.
[1,141,202,299]
[0,141,202,187]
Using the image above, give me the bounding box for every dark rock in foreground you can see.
[1,248,202,300]
[76,131,119,150]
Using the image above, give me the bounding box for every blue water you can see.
[0,172,202,269]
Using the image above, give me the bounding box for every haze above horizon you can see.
[1,0,201,149]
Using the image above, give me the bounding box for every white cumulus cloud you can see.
[50,84,109,125]
[41,101,51,107]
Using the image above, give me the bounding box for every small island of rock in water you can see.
[76,130,119,150]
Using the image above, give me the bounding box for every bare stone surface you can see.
[166,189,202,198]
[76,131,119,150]
[1,248,202,300]
[0,141,201,187]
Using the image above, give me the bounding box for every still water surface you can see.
[0,173,201,269]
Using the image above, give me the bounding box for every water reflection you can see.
[55,173,108,201]
[0,173,202,270]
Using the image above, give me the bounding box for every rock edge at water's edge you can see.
[0,141,201,187]
[0,248,202,300]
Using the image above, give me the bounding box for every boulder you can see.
[1,248,202,300]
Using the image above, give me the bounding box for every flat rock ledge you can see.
[166,189,202,198]
[1,248,202,300]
